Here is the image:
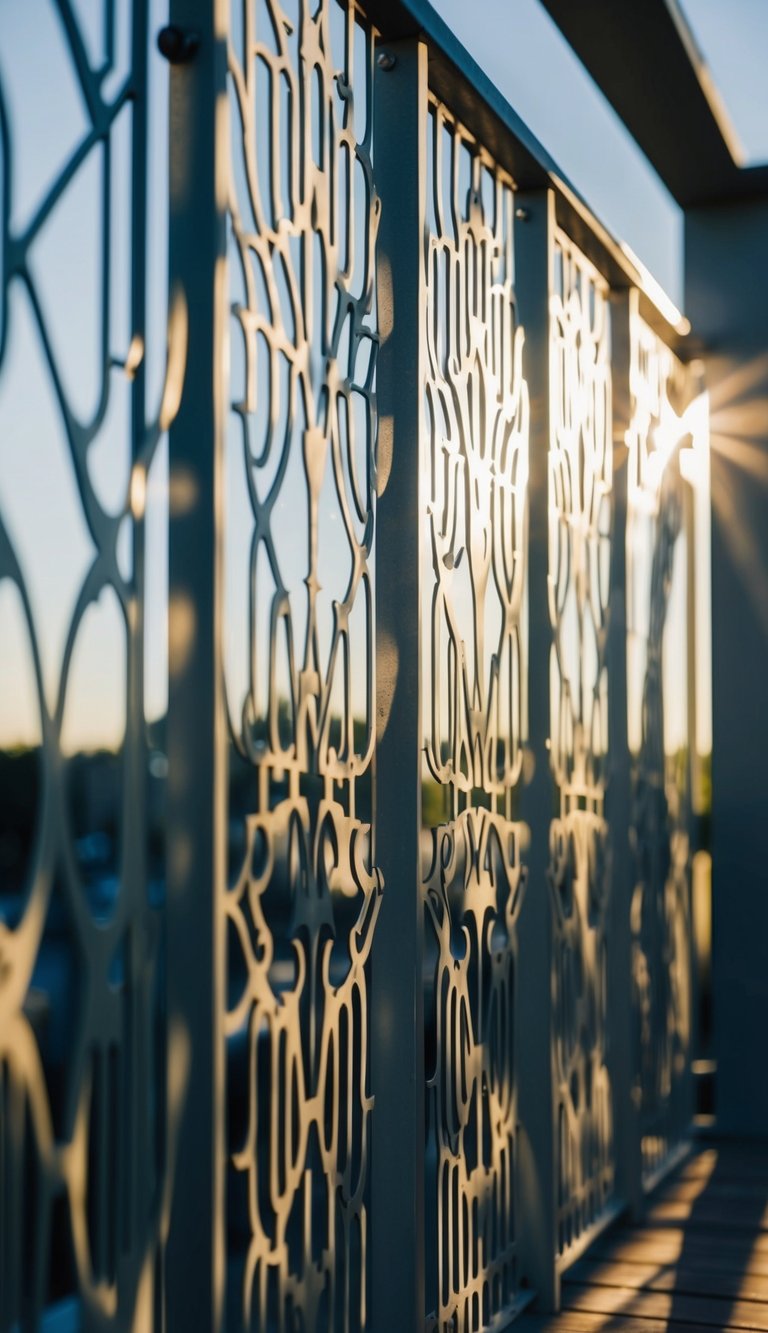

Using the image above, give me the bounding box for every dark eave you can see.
[364,0,692,351]
[540,0,768,208]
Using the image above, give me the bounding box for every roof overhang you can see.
[540,0,768,208]
[365,0,692,349]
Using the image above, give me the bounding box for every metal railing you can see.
[0,1,710,1330]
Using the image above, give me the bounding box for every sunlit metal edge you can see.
[555,1198,627,1278]
[641,1137,695,1197]
[662,0,746,168]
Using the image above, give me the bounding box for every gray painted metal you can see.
[541,0,768,207]
[165,1,228,1329]
[370,34,427,1333]
[607,291,643,1221]
[515,188,560,1312]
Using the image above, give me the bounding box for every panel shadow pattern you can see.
[626,309,702,1187]
[421,99,530,1333]
[0,3,167,1329]
[224,2,381,1329]
[548,228,615,1259]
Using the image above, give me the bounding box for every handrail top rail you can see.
[363,0,694,354]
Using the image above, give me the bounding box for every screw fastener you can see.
[515,207,530,222]
[376,51,397,71]
[157,25,200,64]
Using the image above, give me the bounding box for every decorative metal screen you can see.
[224,1,381,1328]
[548,229,615,1256]
[0,2,168,1328]
[421,99,529,1332]
[626,309,702,1186]
[1,4,711,1328]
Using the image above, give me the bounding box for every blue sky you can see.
[431,0,768,306]
[430,0,684,304]
[679,0,768,165]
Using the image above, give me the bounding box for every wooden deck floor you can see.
[517,1142,768,1332]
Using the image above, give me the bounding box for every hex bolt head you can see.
[376,50,397,71]
[157,25,200,64]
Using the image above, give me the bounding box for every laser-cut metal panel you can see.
[422,99,529,1333]
[0,2,167,1328]
[626,310,702,1187]
[224,2,381,1328]
[548,228,615,1258]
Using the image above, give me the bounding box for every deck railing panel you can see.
[0,3,710,1330]
[0,3,166,1327]
[625,298,707,1190]
[222,2,382,1328]
[420,93,529,1333]
[548,227,616,1260]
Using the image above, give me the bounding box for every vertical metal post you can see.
[684,474,699,1130]
[371,36,428,1333]
[514,188,559,1312]
[685,405,701,823]
[127,0,155,1300]
[607,288,643,1218]
[165,3,228,1330]
[684,377,705,1130]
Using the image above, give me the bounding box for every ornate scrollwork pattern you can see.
[0,4,167,1327]
[548,229,614,1255]
[627,311,695,1185]
[422,101,529,1333]
[225,3,381,1328]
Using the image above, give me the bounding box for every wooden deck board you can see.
[591,1226,768,1260]
[659,1178,768,1205]
[676,1151,768,1183]
[644,1199,768,1231]
[516,1142,768,1331]
[567,1258,768,1303]
[584,1238,768,1280]
[561,1283,768,1330]
[518,1314,724,1333]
